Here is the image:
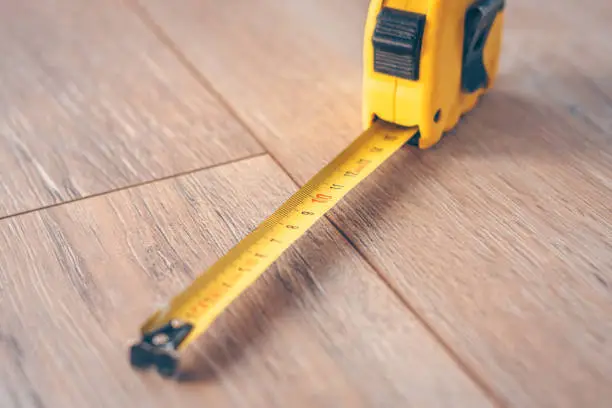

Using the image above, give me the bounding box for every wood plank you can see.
[0,0,263,219]
[139,0,612,406]
[134,0,369,183]
[0,155,493,408]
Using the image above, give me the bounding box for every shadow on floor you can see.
[172,76,611,383]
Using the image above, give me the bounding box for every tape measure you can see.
[129,0,505,378]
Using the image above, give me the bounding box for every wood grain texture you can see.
[0,155,494,408]
[0,0,263,219]
[139,0,612,406]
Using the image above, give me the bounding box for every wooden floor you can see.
[1,0,611,407]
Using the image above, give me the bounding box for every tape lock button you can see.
[372,7,426,81]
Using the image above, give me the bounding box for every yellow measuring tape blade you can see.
[134,120,419,371]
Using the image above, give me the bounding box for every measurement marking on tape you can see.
[130,122,418,372]
[158,124,411,328]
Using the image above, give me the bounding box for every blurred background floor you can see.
[1,0,611,407]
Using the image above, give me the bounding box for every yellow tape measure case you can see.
[362,0,505,148]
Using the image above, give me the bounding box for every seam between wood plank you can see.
[0,152,268,222]
[122,0,268,155]
[124,2,508,405]
[329,221,508,408]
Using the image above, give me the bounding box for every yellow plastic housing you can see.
[362,0,505,148]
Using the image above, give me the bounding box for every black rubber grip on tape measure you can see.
[372,7,426,81]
